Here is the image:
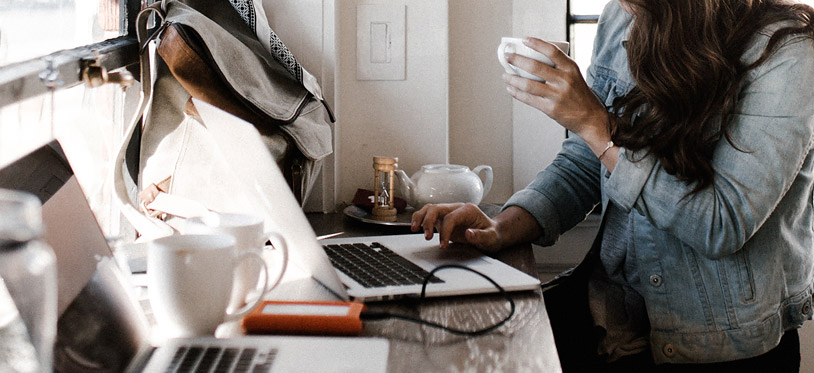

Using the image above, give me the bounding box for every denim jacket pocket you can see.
[590,65,634,108]
[682,247,719,330]
[731,250,756,302]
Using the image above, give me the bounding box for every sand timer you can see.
[372,156,398,222]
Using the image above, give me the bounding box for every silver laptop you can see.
[0,141,389,372]
[193,98,541,302]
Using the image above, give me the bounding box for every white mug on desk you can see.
[182,213,288,311]
[147,234,269,338]
[497,37,570,81]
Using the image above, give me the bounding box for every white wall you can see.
[333,0,568,208]
[447,0,568,203]
[268,0,567,211]
[448,1,513,203]
[335,0,450,207]
[511,0,567,191]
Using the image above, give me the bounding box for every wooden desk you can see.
[306,208,562,372]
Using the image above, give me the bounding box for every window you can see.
[0,0,140,236]
[567,0,610,76]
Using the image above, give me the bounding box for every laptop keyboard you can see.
[166,345,277,372]
[322,242,444,288]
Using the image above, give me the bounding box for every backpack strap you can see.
[112,3,175,240]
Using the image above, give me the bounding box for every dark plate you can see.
[342,205,415,226]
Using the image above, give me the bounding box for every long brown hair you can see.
[611,0,814,193]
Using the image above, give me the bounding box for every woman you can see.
[412,0,814,370]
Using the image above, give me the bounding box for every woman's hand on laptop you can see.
[411,203,502,253]
[412,204,545,254]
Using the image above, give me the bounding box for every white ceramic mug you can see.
[497,37,570,81]
[147,234,269,337]
[182,213,287,311]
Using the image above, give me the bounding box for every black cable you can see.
[360,264,516,337]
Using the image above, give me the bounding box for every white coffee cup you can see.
[182,213,287,312]
[147,234,269,337]
[497,37,570,81]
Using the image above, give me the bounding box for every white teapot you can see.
[394,164,493,209]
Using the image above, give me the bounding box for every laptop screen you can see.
[0,142,71,204]
[0,140,149,371]
[0,141,112,315]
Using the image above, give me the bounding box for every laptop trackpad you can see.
[410,245,491,266]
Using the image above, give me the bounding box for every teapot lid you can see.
[421,164,468,173]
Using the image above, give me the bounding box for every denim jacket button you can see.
[663,343,677,357]
[649,274,663,287]
[802,300,812,315]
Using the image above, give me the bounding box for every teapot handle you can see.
[472,165,493,201]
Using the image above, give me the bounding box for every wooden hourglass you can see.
[372,156,398,222]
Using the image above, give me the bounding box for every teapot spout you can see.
[394,169,416,207]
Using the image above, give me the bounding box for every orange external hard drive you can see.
[242,300,366,336]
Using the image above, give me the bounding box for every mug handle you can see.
[497,42,517,75]
[472,165,493,200]
[259,231,288,295]
[224,250,269,320]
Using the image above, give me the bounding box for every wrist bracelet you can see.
[598,140,615,160]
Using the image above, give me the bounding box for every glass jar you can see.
[0,189,57,372]
[0,278,40,373]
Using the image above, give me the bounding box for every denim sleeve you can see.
[504,134,602,246]
[605,36,814,259]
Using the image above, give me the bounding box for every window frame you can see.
[565,1,601,48]
[565,1,602,141]
[0,0,142,109]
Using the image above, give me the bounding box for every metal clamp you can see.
[81,52,134,89]
[38,56,65,90]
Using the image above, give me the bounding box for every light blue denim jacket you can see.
[504,0,814,364]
